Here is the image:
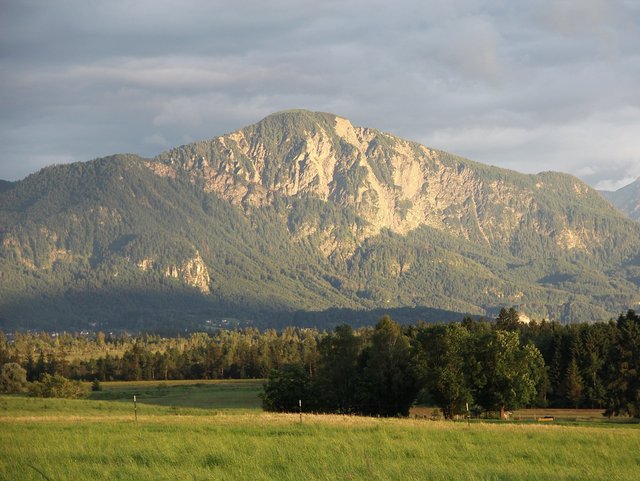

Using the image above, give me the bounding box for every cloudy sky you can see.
[1,0,639,190]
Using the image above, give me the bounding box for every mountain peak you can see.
[150,111,621,250]
[247,109,345,139]
[259,108,338,121]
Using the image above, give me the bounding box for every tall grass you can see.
[1,396,639,481]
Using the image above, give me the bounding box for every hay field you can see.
[1,392,639,481]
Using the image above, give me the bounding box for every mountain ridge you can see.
[1,110,639,330]
[601,177,640,221]
[151,111,625,254]
[0,180,14,193]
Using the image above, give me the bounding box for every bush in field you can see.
[29,374,89,399]
[261,364,312,412]
[0,362,28,393]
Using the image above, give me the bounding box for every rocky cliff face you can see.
[163,251,211,294]
[151,110,614,255]
[137,251,211,294]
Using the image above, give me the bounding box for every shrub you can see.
[28,374,89,399]
[260,364,312,412]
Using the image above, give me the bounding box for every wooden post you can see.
[134,394,137,422]
[299,399,302,424]
[466,402,470,427]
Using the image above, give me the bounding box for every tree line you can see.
[1,309,639,418]
[261,315,545,418]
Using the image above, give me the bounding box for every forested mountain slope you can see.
[1,111,639,330]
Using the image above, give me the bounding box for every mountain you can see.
[1,110,639,330]
[601,178,640,221]
[0,180,14,194]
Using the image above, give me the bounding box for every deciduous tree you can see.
[473,330,545,418]
[417,323,473,419]
[260,364,312,412]
[0,362,28,393]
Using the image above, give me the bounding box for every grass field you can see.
[2,388,640,481]
[89,379,264,410]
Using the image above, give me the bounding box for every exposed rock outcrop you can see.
[163,251,211,294]
[150,110,603,254]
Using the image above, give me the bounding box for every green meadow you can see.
[1,384,639,481]
[88,379,264,410]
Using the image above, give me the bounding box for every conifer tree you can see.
[562,358,584,408]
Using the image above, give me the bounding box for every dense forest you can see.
[1,309,638,418]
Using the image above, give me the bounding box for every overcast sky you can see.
[1,0,639,190]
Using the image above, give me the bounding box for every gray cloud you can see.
[1,0,639,190]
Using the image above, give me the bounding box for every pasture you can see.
[1,387,639,481]
[89,379,263,410]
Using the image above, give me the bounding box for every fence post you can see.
[466,402,470,427]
